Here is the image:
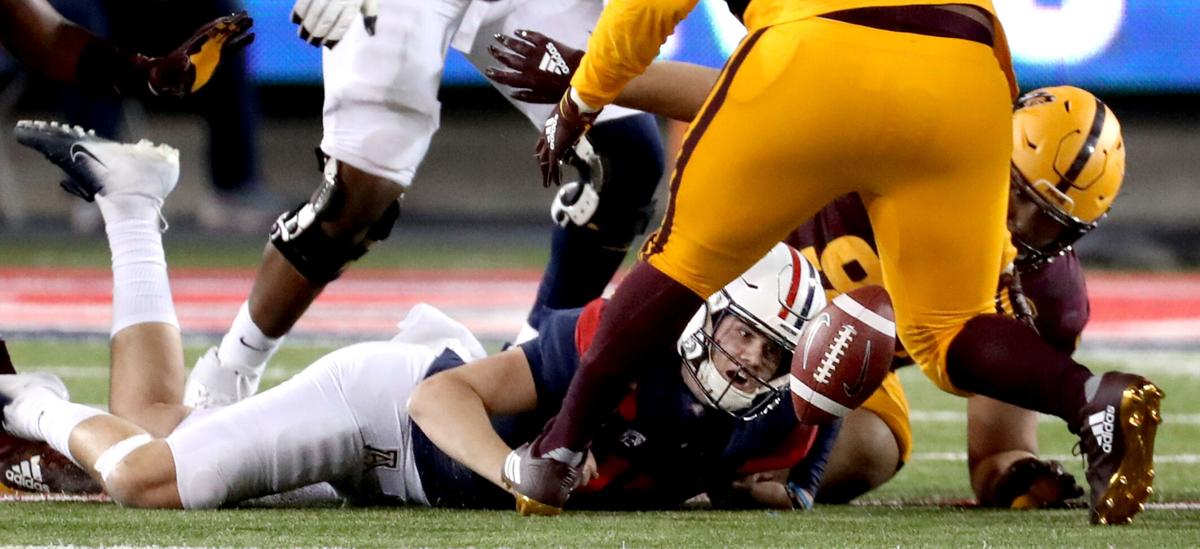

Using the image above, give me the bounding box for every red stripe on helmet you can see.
[779,247,803,319]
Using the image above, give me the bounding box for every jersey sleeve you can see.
[518,306,588,412]
[1021,250,1090,355]
[570,0,700,108]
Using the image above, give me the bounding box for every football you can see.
[790,285,896,425]
[0,434,102,496]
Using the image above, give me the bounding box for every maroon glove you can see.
[535,90,600,187]
[144,11,255,96]
[486,29,584,104]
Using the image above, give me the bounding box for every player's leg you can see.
[185,0,472,407]
[170,340,438,508]
[457,0,666,340]
[519,116,663,339]
[14,122,190,435]
[0,372,181,508]
[509,23,855,512]
[967,396,1084,508]
[818,372,910,503]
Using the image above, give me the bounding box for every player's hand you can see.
[729,472,797,510]
[145,11,255,96]
[574,451,599,489]
[292,0,379,48]
[485,29,584,104]
[535,89,600,187]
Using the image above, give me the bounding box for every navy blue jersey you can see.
[410,300,820,509]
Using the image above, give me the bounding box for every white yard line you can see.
[910,452,1200,464]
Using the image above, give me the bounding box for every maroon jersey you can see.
[786,193,1090,365]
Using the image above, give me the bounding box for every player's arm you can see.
[488,30,717,123]
[0,0,253,96]
[0,0,92,84]
[409,348,539,489]
[571,0,700,110]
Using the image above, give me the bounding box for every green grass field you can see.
[3,341,1198,547]
[2,235,1199,547]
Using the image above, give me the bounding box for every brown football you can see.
[790,285,895,425]
[0,434,102,495]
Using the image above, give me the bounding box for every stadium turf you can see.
[3,342,1199,547]
[2,235,1199,547]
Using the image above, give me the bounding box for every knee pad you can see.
[271,157,402,284]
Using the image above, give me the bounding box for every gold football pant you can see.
[861,371,913,463]
[642,17,1012,394]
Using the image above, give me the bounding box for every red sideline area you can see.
[0,267,1198,344]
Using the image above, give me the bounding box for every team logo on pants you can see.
[363,446,398,470]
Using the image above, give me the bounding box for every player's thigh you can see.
[326,342,436,505]
[642,24,860,297]
[819,408,901,503]
[846,27,1012,391]
[165,342,433,509]
[321,0,473,184]
[456,0,642,126]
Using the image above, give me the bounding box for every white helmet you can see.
[678,243,826,420]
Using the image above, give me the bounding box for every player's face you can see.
[710,315,786,391]
[1008,178,1089,259]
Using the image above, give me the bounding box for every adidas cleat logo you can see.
[1088,405,1116,453]
[538,44,571,76]
[4,455,48,492]
[504,452,522,486]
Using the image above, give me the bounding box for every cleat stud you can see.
[1118,475,1127,485]
[1146,486,1154,495]
[1138,503,1145,512]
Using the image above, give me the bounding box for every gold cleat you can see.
[1085,378,1164,526]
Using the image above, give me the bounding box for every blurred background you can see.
[0,0,1197,268]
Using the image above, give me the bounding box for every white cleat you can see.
[183,347,264,409]
[13,120,180,206]
[0,373,69,440]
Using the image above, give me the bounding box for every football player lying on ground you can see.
[486,31,1129,509]
[0,0,252,98]
[0,122,843,510]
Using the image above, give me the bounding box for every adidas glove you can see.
[486,29,583,104]
[535,88,600,187]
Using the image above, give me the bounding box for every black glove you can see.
[144,11,255,96]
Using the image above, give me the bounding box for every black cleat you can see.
[14,120,179,205]
[1076,372,1164,525]
[501,443,579,516]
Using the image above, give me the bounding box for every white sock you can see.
[5,387,101,467]
[216,302,283,369]
[96,193,161,226]
[38,402,105,468]
[104,215,178,336]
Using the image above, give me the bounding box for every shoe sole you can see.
[502,479,563,516]
[1091,380,1165,525]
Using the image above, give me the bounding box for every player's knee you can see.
[101,440,180,509]
[817,409,901,503]
[270,155,403,283]
[555,115,665,250]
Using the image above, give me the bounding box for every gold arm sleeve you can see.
[569,0,700,109]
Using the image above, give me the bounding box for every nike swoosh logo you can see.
[843,340,872,398]
[69,144,105,167]
[800,312,832,373]
[238,337,269,353]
